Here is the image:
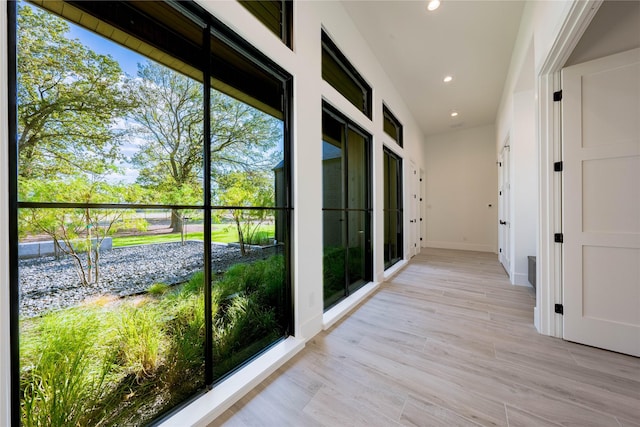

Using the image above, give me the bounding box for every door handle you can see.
[499,220,507,225]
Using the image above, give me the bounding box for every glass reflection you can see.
[322,108,371,310]
[209,208,287,381]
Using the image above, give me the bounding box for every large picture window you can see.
[9,1,292,425]
[383,147,403,269]
[322,102,372,310]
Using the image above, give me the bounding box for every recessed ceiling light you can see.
[427,0,441,11]
[443,75,453,83]
[450,111,459,117]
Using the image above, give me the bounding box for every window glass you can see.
[239,0,293,48]
[383,148,403,269]
[13,1,292,424]
[321,31,372,118]
[383,104,403,147]
[322,104,372,310]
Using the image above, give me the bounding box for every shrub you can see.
[114,305,164,380]
[20,308,110,427]
[211,255,285,378]
[147,282,170,296]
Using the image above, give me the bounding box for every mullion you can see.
[8,1,20,425]
[203,22,213,387]
[17,202,288,211]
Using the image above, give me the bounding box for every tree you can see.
[19,179,136,286]
[131,61,282,232]
[130,62,204,232]
[217,171,274,256]
[17,4,134,181]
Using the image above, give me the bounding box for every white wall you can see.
[509,89,537,286]
[424,124,497,253]
[0,1,426,424]
[565,0,640,67]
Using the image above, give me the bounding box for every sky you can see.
[67,24,141,77]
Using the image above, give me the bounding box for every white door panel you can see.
[562,48,640,356]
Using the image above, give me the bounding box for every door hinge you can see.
[554,233,564,243]
[499,248,502,253]
[554,304,564,315]
[554,161,563,172]
[553,90,563,102]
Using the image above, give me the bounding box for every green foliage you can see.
[20,258,286,425]
[20,308,112,427]
[181,271,205,295]
[114,306,164,380]
[111,224,275,247]
[217,171,275,255]
[322,246,365,304]
[323,246,346,300]
[212,256,285,377]
[17,4,135,180]
[147,282,170,296]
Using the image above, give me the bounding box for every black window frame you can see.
[321,101,373,310]
[8,0,294,424]
[383,104,403,147]
[239,0,293,49]
[321,30,372,119]
[383,146,404,269]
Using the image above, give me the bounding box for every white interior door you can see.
[562,48,640,356]
[498,144,512,276]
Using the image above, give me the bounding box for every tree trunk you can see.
[170,209,183,233]
[235,216,246,256]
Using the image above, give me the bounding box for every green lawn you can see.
[112,224,275,247]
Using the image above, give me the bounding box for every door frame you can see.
[536,0,602,336]
[498,140,512,278]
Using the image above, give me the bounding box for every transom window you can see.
[239,0,293,48]
[383,104,403,147]
[321,30,372,119]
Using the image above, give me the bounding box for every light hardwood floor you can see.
[212,248,640,426]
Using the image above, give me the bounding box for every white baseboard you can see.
[299,313,323,342]
[513,272,533,287]
[323,281,379,330]
[383,260,408,281]
[425,241,494,253]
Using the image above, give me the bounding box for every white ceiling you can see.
[342,0,525,137]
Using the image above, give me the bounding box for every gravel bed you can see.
[19,241,278,318]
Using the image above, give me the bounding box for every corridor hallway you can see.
[214,249,640,426]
